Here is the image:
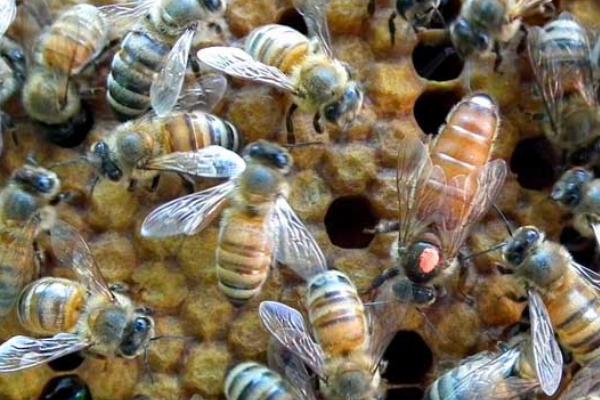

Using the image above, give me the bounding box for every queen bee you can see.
[0,222,154,372]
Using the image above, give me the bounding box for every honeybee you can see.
[0,222,155,372]
[259,270,401,400]
[22,4,110,146]
[0,36,26,155]
[0,162,62,316]
[102,0,227,120]
[551,167,600,248]
[369,93,507,304]
[88,106,239,189]
[140,141,324,305]
[558,357,600,400]
[528,12,600,162]
[503,226,600,368]
[450,0,553,59]
[425,334,561,399]
[196,0,363,133]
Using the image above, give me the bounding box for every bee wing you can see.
[0,0,16,37]
[140,180,235,237]
[560,358,600,400]
[438,159,507,260]
[196,47,297,93]
[396,135,446,248]
[177,73,228,112]
[151,28,196,117]
[99,0,154,37]
[0,333,90,372]
[508,0,554,20]
[592,223,600,251]
[292,0,333,57]
[142,146,246,179]
[259,301,326,377]
[528,289,563,396]
[271,197,327,281]
[49,220,116,302]
[570,261,600,292]
[268,338,318,400]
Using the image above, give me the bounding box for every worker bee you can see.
[528,12,600,162]
[197,0,363,133]
[503,226,600,367]
[259,270,401,400]
[369,93,507,304]
[551,167,600,248]
[0,162,63,317]
[558,357,600,399]
[102,0,227,120]
[0,222,155,372]
[450,0,553,59]
[88,105,239,190]
[0,36,26,155]
[140,141,324,305]
[22,4,110,146]
[425,333,561,399]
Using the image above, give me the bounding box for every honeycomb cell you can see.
[228,306,271,359]
[413,89,462,136]
[289,170,333,222]
[181,287,235,341]
[325,195,378,249]
[322,144,377,194]
[80,357,139,400]
[87,180,139,231]
[39,375,91,400]
[277,6,307,35]
[383,330,433,385]
[90,232,137,283]
[0,368,51,400]
[183,342,231,396]
[148,316,187,373]
[47,351,86,372]
[510,136,559,190]
[412,38,463,81]
[227,0,280,37]
[131,261,189,311]
[133,373,184,400]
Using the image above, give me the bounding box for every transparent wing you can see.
[527,14,597,145]
[259,301,326,377]
[196,47,297,93]
[528,289,563,396]
[438,159,507,260]
[151,28,196,117]
[508,0,554,20]
[0,0,16,37]
[395,135,446,249]
[268,338,318,400]
[0,334,90,373]
[141,146,246,179]
[570,260,600,294]
[560,358,600,400]
[49,220,115,302]
[177,73,228,111]
[271,197,327,281]
[592,223,600,251]
[140,180,235,237]
[292,0,333,57]
[99,0,153,37]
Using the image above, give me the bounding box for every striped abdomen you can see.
[245,24,309,75]
[225,362,294,400]
[306,271,368,356]
[17,277,86,335]
[160,111,241,153]
[151,0,226,36]
[545,267,600,365]
[216,208,273,306]
[106,28,170,120]
[34,4,108,75]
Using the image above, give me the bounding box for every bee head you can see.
[392,279,437,307]
[91,141,123,182]
[244,141,292,172]
[551,167,592,208]
[322,81,364,128]
[503,226,543,267]
[202,0,226,13]
[119,313,155,358]
[402,241,441,283]
[13,165,61,198]
[449,18,491,58]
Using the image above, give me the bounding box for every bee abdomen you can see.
[307,271,368,356]
[164,112,241,153]
[216,212,272,305]
[245,24,309,75]
[34,4,108,74]
[107,29,170,119]
[17,277,86,335]
[540,17,590,63]
[225,362,294,400]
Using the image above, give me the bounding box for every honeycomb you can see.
[0,0,599,399]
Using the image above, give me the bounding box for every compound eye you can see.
[324,102,340,123]
[275,153,290,168]
[525,229,540,245]
[134,317,150,333]
[108,168,122,181]
[36,176,54,193]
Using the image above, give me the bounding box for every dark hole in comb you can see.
[510,136,558,190]
[412,39,463,81]
[278,7,308,36]
[324,196,378,248]
[560,226,598,270]
[383,330,433,384]
[48,351,85,372]
[41,101,95,148]
[428,0,462,29]
[40,375,91,400]
[413,89,461,136]
[386,387,424,400]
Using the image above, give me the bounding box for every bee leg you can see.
[367,0,375,15]
[366,267,401,294]
[128,179,138,192]
[32,240,44,279]
[312,112,323,134]
[493,41,503,72]
[454,254,475,306]
[388,11,398,46]
[177,173,195,194]
[364,220,400,234]
[148,175,161,192]
[285,104,298,144]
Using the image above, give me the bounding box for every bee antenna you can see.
[462,242,507,261]
[150,335,190,341]
[88,175,100,198]
[421,46,456,79]
[142,346,155,384]
[492,204,514,237]
[283,141,324,148]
